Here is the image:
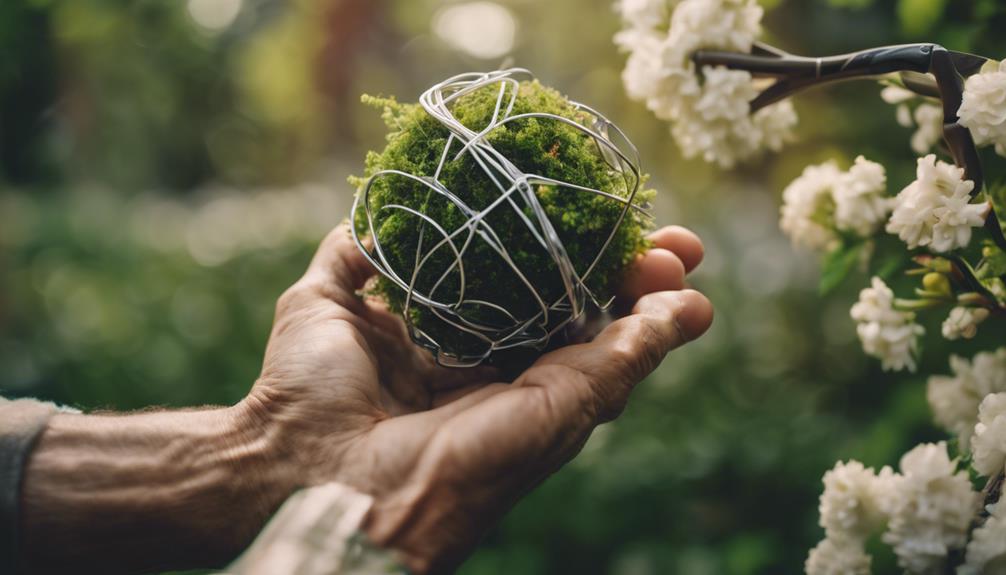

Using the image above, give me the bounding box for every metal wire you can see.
[350,68,649,367]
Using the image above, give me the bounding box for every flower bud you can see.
[922,272,952,296]
[957,292,987,305]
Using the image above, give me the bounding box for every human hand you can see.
[244,222,713,573]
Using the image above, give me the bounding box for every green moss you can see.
[352,80,654,362]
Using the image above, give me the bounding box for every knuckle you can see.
[606,336,641,376]
[523,365,603,429]
[611,316,665,375]
[590,378,628,423]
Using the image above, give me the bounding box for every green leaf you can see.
[819,242,864,295]
[897,0,948,37]
[977,242,1006,280]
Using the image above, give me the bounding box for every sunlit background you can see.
[2,0,1005,573]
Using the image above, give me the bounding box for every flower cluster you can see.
[807,443,979,575]
[927,349,1006,451]
[850,277,924,372]
[806,352,1006,574]
[779,161,843,250]
[834,156,891,238]
[775,113,993,377]
[779,156,889,250]
[616,0,666,29]
[881,443,979,573]
[818,461,887,539]
[807,460,891,575]
[941,306,991,341]
[615,0,797,167]
[959,58,1006,158]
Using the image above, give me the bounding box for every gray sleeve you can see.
[0,398,59,575]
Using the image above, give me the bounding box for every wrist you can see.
[220,399,303,549]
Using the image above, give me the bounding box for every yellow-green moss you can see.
[351,80,654,360]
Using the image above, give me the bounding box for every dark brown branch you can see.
[692,42,1006,252]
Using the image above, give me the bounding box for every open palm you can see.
[247,222,712,573]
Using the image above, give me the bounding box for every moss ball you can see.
[351,79,654,365]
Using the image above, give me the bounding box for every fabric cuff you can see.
[0,398,61,575]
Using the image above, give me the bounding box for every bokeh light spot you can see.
[432,2,516,60]
[187,0,242,32]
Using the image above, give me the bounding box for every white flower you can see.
[665,0,761,57]
[881,442,979,574]
[615,0,797,167]
[780,156,890,248]
[805,537,872,575]
[871,464,901,518]
[819,460,886,539]
[755,99,799,151]
[941,306,990,340]
[927,350,1006,452]
[961,502,1006,575]
[779,161,841,250]
[669,66,759,165]
[616,0,668,30]
[833,156,891,237]
[959,59,1006,158]
[886,154,987,253]
[617,29,667,101]
[850,277,924,372]
[972,392,1006,477]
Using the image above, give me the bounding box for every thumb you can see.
[525,289,713,422]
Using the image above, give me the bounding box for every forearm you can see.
[20,402,296,574]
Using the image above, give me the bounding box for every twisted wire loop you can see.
[350,68,650,368]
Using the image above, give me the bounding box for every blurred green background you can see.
[2,0,1006,573]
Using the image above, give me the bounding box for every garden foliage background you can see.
[2,0,1005,573]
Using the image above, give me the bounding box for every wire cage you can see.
[350,68,649,367]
